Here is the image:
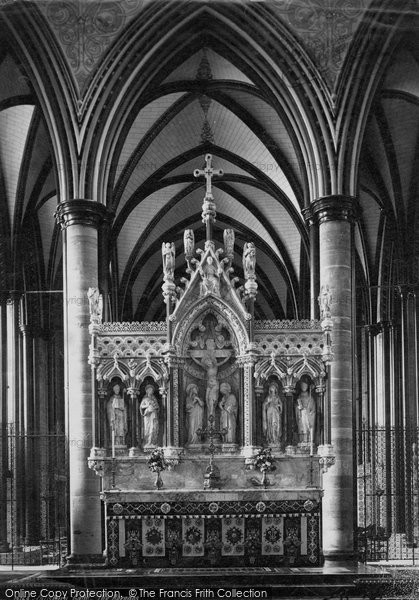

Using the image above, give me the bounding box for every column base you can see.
[65,553,106,567]
[129,446,141,457]
[323,551,358,567]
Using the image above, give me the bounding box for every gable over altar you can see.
[87,155,335,568]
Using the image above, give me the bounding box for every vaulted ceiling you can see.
[0,0,417,326]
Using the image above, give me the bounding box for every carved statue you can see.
[295,375,316,445]
[140,384,160,448]
[243,242,256,279]
[184,229,195,261]
[107,382,128,446]
[219,382,238,444]
[185,383,204,445]
[162,242,175,281]
[318,285,332,320]
[199,256,222,296]
[262,381,283,446]
[87,287,103,323]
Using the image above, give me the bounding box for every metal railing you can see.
[357,426,419,563]
[0,425,68,566]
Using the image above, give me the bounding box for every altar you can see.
[87,155,334,569]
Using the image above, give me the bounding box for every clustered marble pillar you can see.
[312,195,358,563]
[56,199,107,563]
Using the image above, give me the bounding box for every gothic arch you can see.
[80,4,336,203]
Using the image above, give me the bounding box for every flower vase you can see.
[155,470,163,489]
[261,469,268,488]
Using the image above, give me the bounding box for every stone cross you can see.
[193,153,223,197]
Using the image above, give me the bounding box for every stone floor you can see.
[0,563,402,599]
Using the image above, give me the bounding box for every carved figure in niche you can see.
[262,381,283,446]
[140,384,160,448]
[162,242,175,281]
[199,256,222,296]
[219,382,238,444]
[185,383,204,445]
[243,242,256,279]
[295,375,316,445]
[107,382,128,446]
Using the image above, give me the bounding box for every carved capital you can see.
[310,195,360,225]
[317,444,335,473]
[88,447,106,477]
[55,200,108,230]
[163,447,184,470]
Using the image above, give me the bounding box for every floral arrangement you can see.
[146,448,168,473]
[253,447,276,472]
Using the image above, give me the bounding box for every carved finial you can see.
[162,242,177,305]
[87,287,103,324]
[193,154,223,241]
[162,242,175,282]
[243,242,258,300]
[194,154,223,199]
[223,229,235,263]
[184,229,195,262]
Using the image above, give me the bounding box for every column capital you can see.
[55,200,109,230]
[310,195,360,225]
[301,206,315,226]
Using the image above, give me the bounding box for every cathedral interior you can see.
[0,0,418,596]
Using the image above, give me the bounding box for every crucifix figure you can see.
[193,153,223,197]
[189,337,232,417]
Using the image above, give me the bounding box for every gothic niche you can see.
[139,379,162,450]
[294,375,317,450]
[106,378,128,453]
[262,378,285,450]
[182,313,240,450]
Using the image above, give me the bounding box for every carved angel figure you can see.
[243,242,256,279]
[87,287,103,323]
[162,242,175,281]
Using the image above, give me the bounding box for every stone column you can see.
[311,195,359,563]
[56,200,107,563]
[19,313,40,545]
[0,296,10,551]
[303,207,320,320]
